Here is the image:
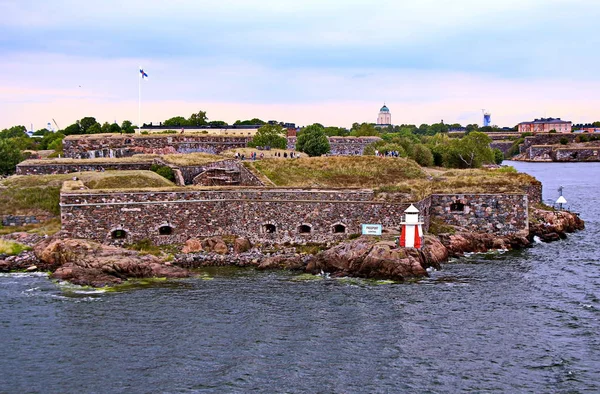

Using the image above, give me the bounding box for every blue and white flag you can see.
[140,68,149,80]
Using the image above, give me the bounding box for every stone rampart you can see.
[60,186,528,245]
[489,141,514,156]
[1,214,55,227]
[521,133,577,152]
[61,188,414,245]
[553,148,600,162]
[287,136,381,155]
[527,145,553,161]
[16,161,153,175]
[63,135,252,159]
[430,194,528,236]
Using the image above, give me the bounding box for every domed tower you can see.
[377,104,392,126]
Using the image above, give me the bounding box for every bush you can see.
[0,139,23,175]
[296,124,331,157]
[559,137,569,145]
[150,164,175,182]
[492,148,504,164]
[248,124,287,149]
[412,144,434,167]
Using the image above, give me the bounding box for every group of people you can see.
[233,151,301,161]
[374,150,402,158]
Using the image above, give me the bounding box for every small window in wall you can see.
[158,225,173,236]
[333,224,347,234]
[450,202,465,212]
[264,224,276,233]
[298,224,312,234]
[111,229,127,239]
[125,139,132,144]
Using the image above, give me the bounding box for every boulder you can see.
[201,237,228,254]
[233,237,252,254]
[34,238,190,287]
[182,238,203,253]
[307,237,429,281]
[257,255,305,271]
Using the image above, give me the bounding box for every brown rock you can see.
[182,238,203,253]
[420,235,448,269]
[233,237,252,254]
[34,237,190,287]
[201,237,228,254]
[257,255,305,271]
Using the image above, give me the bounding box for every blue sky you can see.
[1,0,599,129]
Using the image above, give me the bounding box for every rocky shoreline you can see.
[0,208,584,287]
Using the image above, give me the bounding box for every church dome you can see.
[380,105,389,112]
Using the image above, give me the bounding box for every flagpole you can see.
[138,66,141,134]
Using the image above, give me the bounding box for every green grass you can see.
[0,171,175,216]
[249,156,427,188]
[0,239,31,255]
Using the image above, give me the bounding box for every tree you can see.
[121,120,135,134]
[234,118,266,126]
[87,123,102,134]
[109,123,122,133]
[492,148,504,164]
[350,123,379,137]
[33,128,50,136]
[323,126,349,136]
[447,131,493,168]
[248,124,287,149]
[188,110,208,126]
[412,144,434,167]
[465,124,479,134]
[78,117,99,134]
[63,123,82,135]
[101,122,111,133]
[0,125,27,139]
[208,120,228,127]
[164,116,190,127]
[296,124,330,157]
[0,139,23,175]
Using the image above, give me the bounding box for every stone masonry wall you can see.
[527,145,553,161]
[16,161,153,175]
[430,194,528,236]
[553,148,600,162]
[287,137,381,155]
[63,135,252,158]
[489,141,514,156]
[61,188,414,245]
[60,187,527,245]
[1,214,55,227]
[521,134,578,152]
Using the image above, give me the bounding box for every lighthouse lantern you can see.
[400,204,424,249]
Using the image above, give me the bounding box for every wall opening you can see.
[450,202,465,212]
[264,224,276,233]
[298,224,312,234]
[333,224,347,234]
[111,229,127,239]
[158,225,173,236]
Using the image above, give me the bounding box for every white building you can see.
[377,104,392,126]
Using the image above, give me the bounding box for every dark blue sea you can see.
[1,162,599,393]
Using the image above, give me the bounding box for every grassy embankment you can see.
[0,171,175,235]
[248,156,539,200]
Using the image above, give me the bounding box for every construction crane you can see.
[52,118,60,131]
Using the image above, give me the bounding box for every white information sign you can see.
[361,224,382,236]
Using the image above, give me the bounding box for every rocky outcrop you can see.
[529,208,584,242]
[257,255,307,271]
[305,237,437,281]
[438,232,530,257]
[234,237,252,254]
[33,238,189,287]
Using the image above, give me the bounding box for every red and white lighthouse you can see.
[400,204,424,249]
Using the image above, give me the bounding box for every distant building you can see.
[572,123,600,133]
[517,118,572,133]
[377,104,392,126]
[483,112,491,127]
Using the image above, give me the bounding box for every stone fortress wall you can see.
[60,186,530,245]
[63,135,253,159]
[16,161,154,175]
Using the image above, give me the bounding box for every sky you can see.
[1,0,599,130]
